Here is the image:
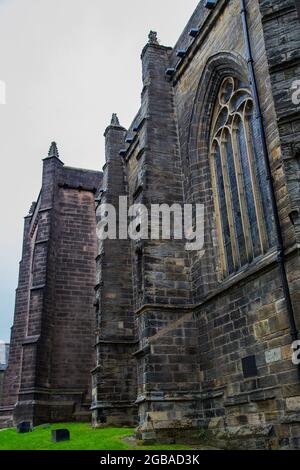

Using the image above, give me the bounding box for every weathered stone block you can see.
[265,348,282,364]
[254,320,271,339]
[286,397,300,412]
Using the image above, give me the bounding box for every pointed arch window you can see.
[210,77,275,278]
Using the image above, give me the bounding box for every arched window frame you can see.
[209,77,271,279]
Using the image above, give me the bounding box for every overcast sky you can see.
[0,0,198,342]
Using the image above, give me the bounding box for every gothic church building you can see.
[1,0,300,449]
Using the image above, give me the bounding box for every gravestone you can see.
[17,422,33,433]
[52,429,70,442]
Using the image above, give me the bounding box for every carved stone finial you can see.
[29,201,36,215]
[148,31,159,45]
[111,113,120,126]
[48,141,59,158]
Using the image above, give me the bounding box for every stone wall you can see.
[2,0,300,450]
[92,118,137,427]
[0,147,102,427]
[96,0,300,449]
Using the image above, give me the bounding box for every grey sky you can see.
[0,0,198,342]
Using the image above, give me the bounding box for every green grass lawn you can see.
[0,423,192,451]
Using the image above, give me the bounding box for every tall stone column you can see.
[92,115,137,427]
[13,144,64,424]
[1,142,101,427]
[129,33,199,440]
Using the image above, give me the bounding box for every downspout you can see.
[240,0,300,373]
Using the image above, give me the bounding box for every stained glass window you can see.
[209,77,275,278]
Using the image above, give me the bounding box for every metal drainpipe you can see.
[239,0,300,374]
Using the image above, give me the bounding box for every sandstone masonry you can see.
[1,0,300,450]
